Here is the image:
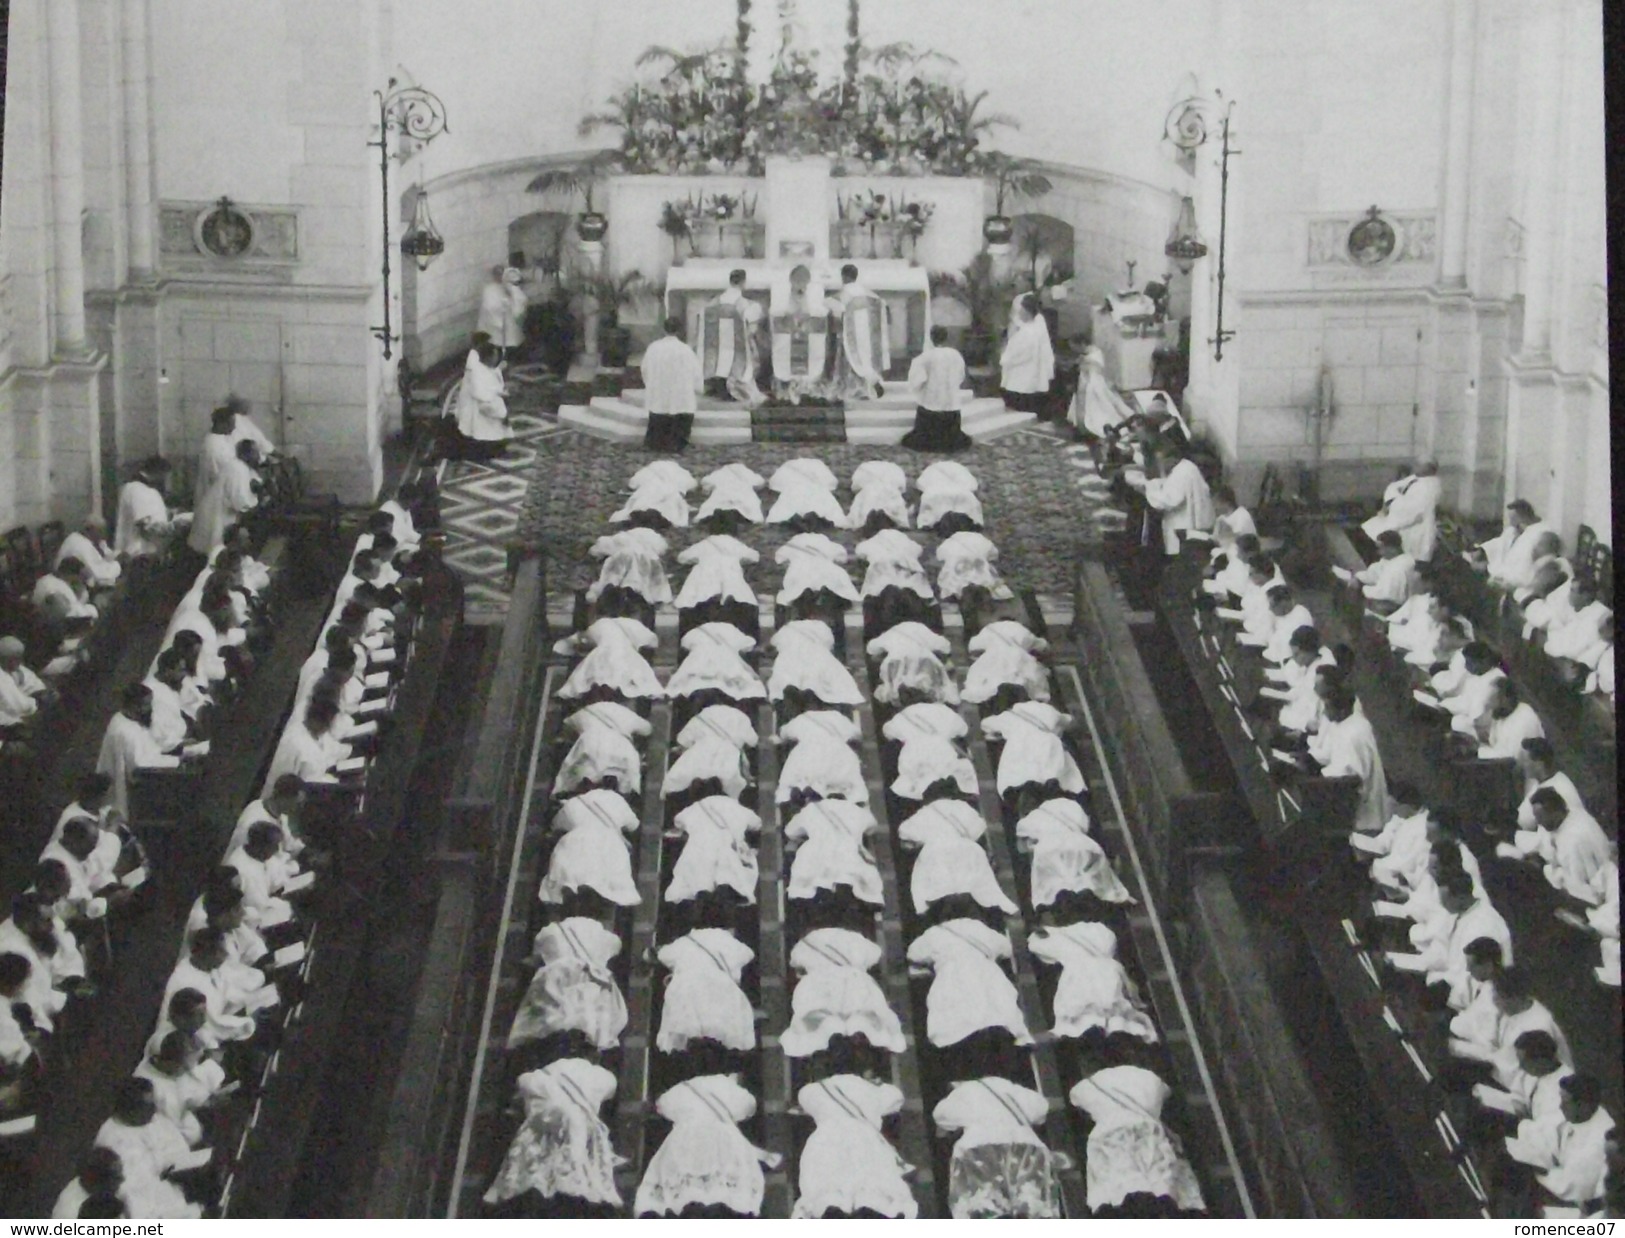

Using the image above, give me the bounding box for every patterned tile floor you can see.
[436,404,1131,626]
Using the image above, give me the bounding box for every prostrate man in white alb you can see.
[902,325,971,452]
[641,315,704,453]
[1360,458,1441,561]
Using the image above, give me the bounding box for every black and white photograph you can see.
[0,0,1615,1224]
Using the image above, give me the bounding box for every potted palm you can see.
[977,151,1053,250]
[526,149,625,243]
[575,270,653,368]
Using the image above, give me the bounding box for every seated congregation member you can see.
[226,822,309,930]
[94,1078,211,1216]
[1510,532,1569,608]
[97,684,196,818]
[914,459,985,534]
[0,951,42,1076]
[32,556,99,628]
[1471,499,1553,591]
[776,709,866,807]
[784,799,885,912]
[1422,640,1504,731]
[1015,797,1132,910]
[779,928,906,1059]
[57,513,123,590]
[666,622,765,708]
[1371,836,1483,925]
[1237,584,1314,664]
[1351,782,1430,876]
[1360,457,1441,561]
[1333,530,1415,614]
[767,620,862,714]
[1259,626,1335,734]
[1470,1027,1570,1123]
[1069,1065,1205,1215]
[1496,787,1611,903]
[1210,484,1257,556]
[664,796,761,910]
[1388,869,1513,988]
[1213,556,1285,638]
[261,695,352,795]
[654,927,756,1055]
[1382,567,1450,652]
[56,1146,196,1222]
[1503,1074,1615,1210]
[764,457,847,530]
[163,931,269,1050]
[0,635,51,737]
[981,701,1086,800]
[143,648,201,753]
[896,799,1016,917]
[640,315,704,452]
[791,1074,917,1219]
[673,534,758,631]
[556,616,664,703]
[906,918,1032,1056]
[903,325,972,452]
[40,818,129,921]
[483,1059,623,1213]
[213,523,272,595]
[1028,920,1157,1042]
[114,457,189,562]
[133,1030,229,1148]
[998,293,1054,417]
[868,621,956,707]
[1202,532,1260,600]
[1463,679,1547,762]
[1294,686,1387,835]
[1127,440,1215,557]
[505,918,626,1052]
[1543,585,1613,676]
[538,790,642,909]
[931,1076,1059,1219]
[554,700,650,798]
[846,460,912,532]
[1444,935,1506,1031]
[634,1074,778,1218]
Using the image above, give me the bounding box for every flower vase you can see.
[865,224,878,259]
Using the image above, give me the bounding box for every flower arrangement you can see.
[708,192,741,220]
[659,198,700,238]
[841,189,893,224]
[899,198,935,235]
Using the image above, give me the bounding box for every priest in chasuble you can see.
[702,268,766,408]
[769,265,831,402]
[828,263,890,401]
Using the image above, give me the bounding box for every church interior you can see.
[0,0,1616,1221]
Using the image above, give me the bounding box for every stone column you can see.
[1437,0,1476,288]
[46,0,91,357]
[1515,5,1564,361]
[121,0,157,279]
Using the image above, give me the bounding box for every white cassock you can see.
[1545,602,1613,664]
[555,701,651,795]
[779,928,906,1058]
[1069,1066,1205,1212]
[897,800,1016,914]
[629,459,697,493]
[484,1059,622,1208]
[785,800,883,904]
[981,702,1086,795]
[882,700,966,746]
[611,479,691,528]
[635,1076,776,1217]
[587,527,672,606]
[455,351,509,441]
[1268,652,1334,734]
[114,479,175,558]
[1507,1109,1616,1207]
[1481,520,1555,589]
[1391,895,1514,987]
[667,796,760,904]
[936,531,1011,601]
[963,621,1050,704]
[477,279,528,349]
[1355,806,1431,884]
[538,790,642,907]
[1478,702,1546,760]
[132,1057,226,1149]
[654,929,756,1053]
[506,917,627,1051]
[1258,603,1315,664]
[639,333,703,417]
[142,676,190,752]
[892,734,977,801]
[1361,473,1441,560]
[1143,459,1216,555]
[0,917,78,1030]
[667,622,765,701]
[792,1075,917,1219]
[32,572,98,623]
[1507,808,1612,902]
[999,316,1055,396]
[97,713,182,817]
[1315,711,1389,834]
[855,528,934,599]
[1029,922,1157,1042]
[673,535,758,608]
[767,620,863,706]
[932,1078,1058,1219]
[906,919,1031,1047]
[1015,798,1132,908]
[868,622,957,705]
[775,533,859,606]
[558,618,664,701]
[777,710,866,804]
[94,1113,200,1195]
[1522,580,1578,637]
[1354,554,1416,606]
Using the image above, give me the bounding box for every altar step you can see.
[845,396,1037,445]
[558,395,752,445]
[749,404,846,444]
